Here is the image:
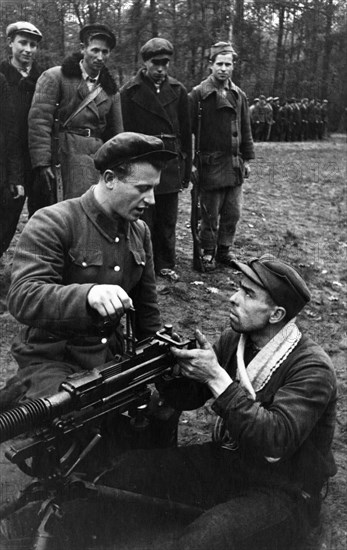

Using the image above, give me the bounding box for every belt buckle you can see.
[85,128,91,137]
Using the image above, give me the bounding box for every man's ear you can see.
[269,306,286,324]
[104,169,115,189]
[80,42,85,54]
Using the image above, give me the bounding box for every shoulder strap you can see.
[62,84,102,128]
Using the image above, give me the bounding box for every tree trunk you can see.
[273,3,285,94]
[321,0,334,99]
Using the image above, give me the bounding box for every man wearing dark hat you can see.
[120,37,192,282]
[5,133,179,452]
[96,255,337,550]
[0,21,43,254]
[189,42,254,271]
[28,23,123,204]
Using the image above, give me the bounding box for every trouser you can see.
[0,191,24,256]
[200,186,243,252]
[98,443,309,550]
[142,192,179,272]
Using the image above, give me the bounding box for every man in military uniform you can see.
[28,23,123,203]
[189,42,254,271]
[0,21,43,253]
[120,38,192,282]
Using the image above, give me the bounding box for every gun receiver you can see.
[0,322,194,462]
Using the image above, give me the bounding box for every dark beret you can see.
[140,38,174,61]
[231,255,311,320]
[80,24,116,50]
[210,42,236,60]
[94,132,177,172]
[6,21,42,42]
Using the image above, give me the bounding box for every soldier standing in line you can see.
[28,24,123,203]
[0,21,43,253]
[300,98,309,141]
[120,38,192,282]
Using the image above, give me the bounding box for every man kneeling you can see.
[100,255,337,550]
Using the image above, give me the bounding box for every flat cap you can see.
[94,132,177,172]
[273,96,279,101]
[210,41,236,60]
[259,94,266,100]
[6,21,42,42]
[231,255,311,320]
[141,38,174,61]
[80,24,116,50]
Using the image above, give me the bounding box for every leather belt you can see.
[61,127,101,138]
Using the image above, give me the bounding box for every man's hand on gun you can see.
[87,285,133,319]
[171,329,232,398]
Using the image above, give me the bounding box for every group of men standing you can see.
[250,95,329,142]
[0,23,254,280]
[0,19,338,550]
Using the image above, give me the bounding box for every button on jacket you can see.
[8,187,160,396]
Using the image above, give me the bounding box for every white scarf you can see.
[236,320,302,400]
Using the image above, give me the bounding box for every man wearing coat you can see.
[189,42,254,271]
[120,38,192,282]
[98,255,337,550]
[0,73,23,256]
[5,133,177,457]
[0,21,43,249]
[28,23,123,202]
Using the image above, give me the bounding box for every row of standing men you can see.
[0,22,254,279]
[250,95,329,142]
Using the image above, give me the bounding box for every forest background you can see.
[0,0,346,132]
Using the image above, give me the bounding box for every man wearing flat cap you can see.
[28,23,123,204]
[5,133,178,457]
[120,37,192,282]
[189,42,254,271]
[0,21,43,254]
[98,255,337,550]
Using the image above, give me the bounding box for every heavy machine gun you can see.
[0,314,200,549]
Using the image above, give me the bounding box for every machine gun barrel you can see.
[0,326,193,445]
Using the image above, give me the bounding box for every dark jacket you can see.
[161,328,337,499]
[0,60,42,187]
[120,69,192,194]
[0,73,24,255]
[28,53,123,199]
[189,76,254,189]
[8,187,160,396]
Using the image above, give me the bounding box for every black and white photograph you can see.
[0,1,346,549]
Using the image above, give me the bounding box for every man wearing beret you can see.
[120,37,192,282]
[28,23,123,204]
[0,21,43,254]
[189,42,254,271]
[99,256,337,550]
[5,133,178,453]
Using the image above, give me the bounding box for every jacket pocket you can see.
[68,249,104,283]
[130,247,146,268]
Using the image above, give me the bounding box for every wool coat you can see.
[189,76,255,190]
[120,69,192,194]
[160,327,337,508]
[28,53,123,200]
[0,73,24,255]
[7,187,160,399]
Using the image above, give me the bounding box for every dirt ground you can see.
[0,135,346,549]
